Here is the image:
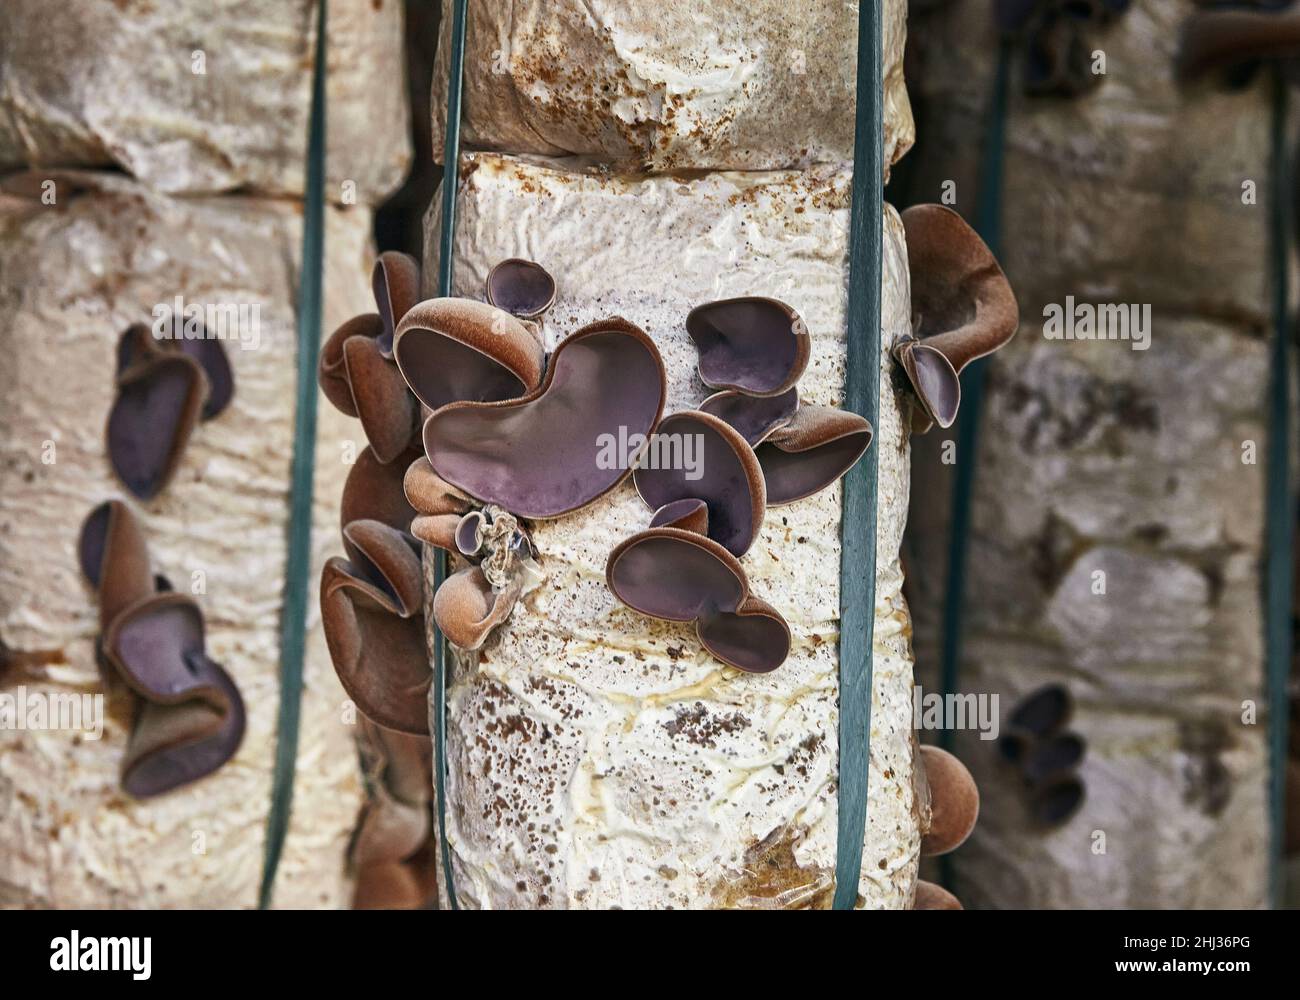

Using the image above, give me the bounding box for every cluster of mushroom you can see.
[76,501,245,797]
[76,315,241,797]
[998,684,1086,828]
[317,253,436,908]
[996,0,1131,97]
[107,319,233,500]
[607,298,874,674]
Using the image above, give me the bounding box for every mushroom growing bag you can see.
[430,0,913,174]
[418,153,922,908]
[0,0,409,201]
[0,172,368,908]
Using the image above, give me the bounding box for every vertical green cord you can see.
[259,0,328,910]
[935,38,1011,890]
[434,0,469,911]
[833,0,883,911]
[1266,66,1292,910]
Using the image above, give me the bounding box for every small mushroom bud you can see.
[485,258,557,319]
[432,566,523,651]
[919,745,980,856]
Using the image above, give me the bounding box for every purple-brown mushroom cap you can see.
[393,298,546,414]
[104,594,246,798]
[898,204,1018,431]
[372,251,421,357]
[319,313,421,464]
[606,527,790,673]
[1031,775,1086,827]
[424,317,666,519]
[1021,732,1087,786]
[686,297,811,397]
[1008,683,1073,738]
[919,745,980,856]
[320,519,429,735]
[79,502,244,797]
[485,258,557,319]
[633,410,765,557]
[699,391,872,506]
[341,445,421,534]
[107,326,209,500]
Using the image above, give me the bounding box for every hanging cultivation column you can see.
[316,0,1010,908]
[905,0,1275,908]
[0,1,411,908]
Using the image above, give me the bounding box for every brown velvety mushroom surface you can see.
[78,501,245,797]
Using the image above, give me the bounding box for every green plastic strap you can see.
[1265,67,1292,911]
[833,0,884,911]
[434,0,470,912]
[259,0,328,910]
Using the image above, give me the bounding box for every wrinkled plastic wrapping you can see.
[0,172,373,908]
[0,0,410,203]
[430,0,913,175]
[904,0,1271,908]
[422,153,920,909]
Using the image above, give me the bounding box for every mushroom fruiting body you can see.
[393,297,546,414]
[320,519,429,736]
[78,501,245,797]
[896,204,1018,432]
[918,745,980,856]
[107,322,233,500]
[700,390,874,506]
[632,409,766,557]
[605,527,791,674]
[1178,6,1300,82]
[685,296,811,397]
[422,316,665,520]
[319,255,426,463]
